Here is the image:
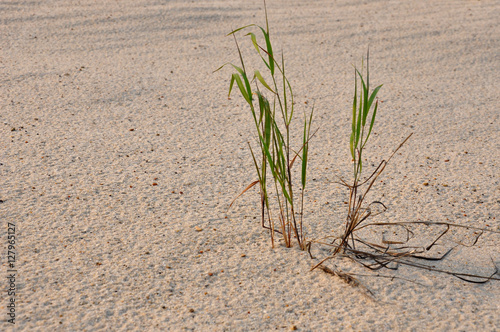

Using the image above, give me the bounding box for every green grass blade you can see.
[248,144,262,186]
[258,26,274,75]
[271,122,291,203]
[356,70,369,127]
[246,33,272,72]
[355,88,363,149]
[274,123,285,176]
[351,70,358,142]
[247,32,261,54]
[230,64,253,104]
[366,48,370,93]
[301,106,314,188]
[232,74,250,104]
[227,24,256,36]
[367,84,383,111]
[259,128,291,204]
[281,184,292,204]
[301,116,308,188]
[281,54,289,122]
[273,128,292,204]
[285,72,294,125]
[308,105,314,129]
[259,130,276,178]
[242,73,252,104]
[231,63,252,100]
[257,91,272,148]
[213,62,230,73]
[349,132,355,160]
[264,106,272,148]
[228,74,236,99]
[363,87,369,126]
[363,99,378,146]
[264,0,269,33]
[229,36,253,104]
[254,70,275,93]
[256,91,265,125]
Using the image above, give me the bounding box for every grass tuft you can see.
[218,1,315,249]
[308,53,500,291]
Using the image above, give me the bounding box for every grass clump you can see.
[217,2,315,250]
[332,51,412,255]
[218,3,499,293]
[310,53,500,288]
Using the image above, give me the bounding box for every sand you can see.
[1,0,499,330]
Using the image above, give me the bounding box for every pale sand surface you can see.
[1,0,499,330]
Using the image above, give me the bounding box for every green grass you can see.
[217,1,314,249]
[336,51,385,255]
